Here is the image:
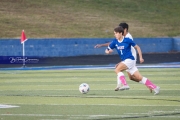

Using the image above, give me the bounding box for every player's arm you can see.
[134,45,144,63]
[94,42,111,48]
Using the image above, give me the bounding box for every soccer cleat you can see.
[119,85,130,91]
[154,86,160,95]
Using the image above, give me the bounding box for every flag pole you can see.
[21,30,27,68]
[22,41,25,67]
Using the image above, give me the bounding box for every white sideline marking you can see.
[1,114,180,118]
[0,104,19,108]
[1,114,63,117]
[2,95,180,98]
[0,88,180,92]
[1,64,179,71]
[3,103,180,106]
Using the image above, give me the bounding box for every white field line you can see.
[1,114,180,118]
[0,104,19,108]
[0,65,179,72]
[1,95,180,98]
[0,88,180,91]
[1,103,180,106]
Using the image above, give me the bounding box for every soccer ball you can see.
[79,83,90,94]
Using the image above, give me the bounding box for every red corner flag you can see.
[21,30,28,44]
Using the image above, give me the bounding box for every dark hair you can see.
[119,22,128,31]
[114,26,124,35]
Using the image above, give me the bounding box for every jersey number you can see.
[120,50,123,55]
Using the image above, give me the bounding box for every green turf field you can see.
[1,0,180,38]
[0,68,180,120]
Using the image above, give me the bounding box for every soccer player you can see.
[95,22,137,90]
[105,26,160,95]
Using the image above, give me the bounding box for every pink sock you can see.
[141,77,157,89]
[120,76,127,85]
[118,72,127,86]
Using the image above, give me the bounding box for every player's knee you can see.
[130,75,141,82]
[129,76,134,80]
[114,69,118,74]
[114,69,122,74]
[135,76,142,81]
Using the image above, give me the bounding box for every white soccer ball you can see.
[79,83,90,94]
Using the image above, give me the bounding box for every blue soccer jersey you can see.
[108,37,136,61]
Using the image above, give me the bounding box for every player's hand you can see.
[109,49,113,53]
[94,44,102,48]
[139,58,144,63]
[105,49,113,54]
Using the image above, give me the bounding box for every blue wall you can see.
[0,38,179,57]
[173,38,180,51]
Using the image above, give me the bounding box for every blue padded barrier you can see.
[0,38,179,57]
[173,38,180,51]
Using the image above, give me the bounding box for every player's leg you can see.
[126,71,139,82]
[131,69,160,95]
[114,62,128,91]
[115,59,135,91]
[125,62,141,82]
[129,70,153,93]
[127,66,153,93]
[139,77,160,95]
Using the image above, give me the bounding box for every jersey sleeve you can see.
[128,38,136,47]
[107,39,116,50]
